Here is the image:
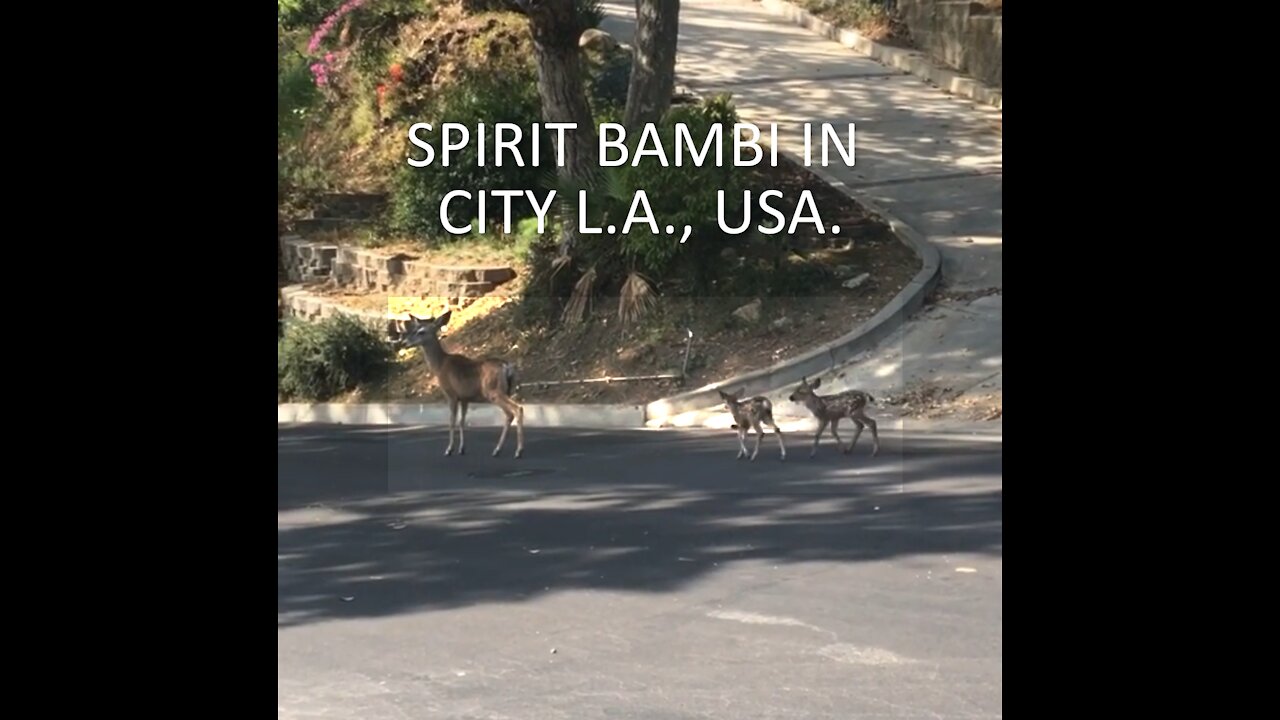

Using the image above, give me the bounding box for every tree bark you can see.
[623,0,680,132]
[525,0,600,256]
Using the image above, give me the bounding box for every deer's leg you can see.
[847,418,864,455]
[494,407,512,457]
[859,411,879,457]
[492,396,522,458]
[829,417,844,453]
[514,402,524,459]
[457,401,469,455]
[445,398,458,456]
[765,415,786,460]
[750,420,764,461]
[735,423,748,459]
[811,417,828,458]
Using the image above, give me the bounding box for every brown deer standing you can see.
[398,311,525,458]
[788,376,879,458]
[718,388,787,461]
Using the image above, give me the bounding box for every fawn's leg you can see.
[445,398,458,456]
[858,411,879,456]
[766,416,786,460]
[458,401,469,455]
[829,417,844,453]
[847,419,864,455]
[750,420,764,461]
[811,418,828,458]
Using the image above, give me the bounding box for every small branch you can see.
[521,373,683,388]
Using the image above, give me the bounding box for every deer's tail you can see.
[504,363,518,397]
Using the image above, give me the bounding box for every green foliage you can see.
[278,314,396,402]
[608,94,746,287]
[586,49,631,114]
[795,0,900,38]
[279,24,330,199]
[389,68,546,237]
[278,0,341,30]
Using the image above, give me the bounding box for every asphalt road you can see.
[279,425,1002,719]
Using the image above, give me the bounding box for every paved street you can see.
[279,424,1002,719]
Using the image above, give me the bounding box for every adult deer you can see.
[397,311,524,458]
[718,388,787,461]
[788,376,879,458]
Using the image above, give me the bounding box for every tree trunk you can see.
[623,0,680,131]
[525,0,599,256]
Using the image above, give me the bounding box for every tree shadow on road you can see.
[278,425,1000,628]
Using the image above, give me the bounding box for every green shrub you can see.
[278,314,396,402]
[587,49,632,114]
[390,67,546,237]
[609,94,746,288]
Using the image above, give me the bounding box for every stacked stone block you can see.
[279,236,519,314]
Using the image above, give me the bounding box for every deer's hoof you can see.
[444,448,453,456]
[514,449,523,459]
[458,447,466,456]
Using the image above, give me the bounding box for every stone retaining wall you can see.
[279,235,518,309]
[896,0,1002,89]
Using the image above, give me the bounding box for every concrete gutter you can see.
[758,0,1002,110]
[276,401,1000,441]
[642,145,944,426]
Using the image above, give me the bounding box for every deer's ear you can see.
[811,378,821,389]
[437,310,452,326]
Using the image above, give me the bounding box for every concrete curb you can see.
[642,142,944,425]
[278,403,645,428]
[276,402,1001,440]
[758,0,1002,110]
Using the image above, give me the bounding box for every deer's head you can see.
[788,376,820,402]
[717,387,744,412]
[398,310,452,348]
